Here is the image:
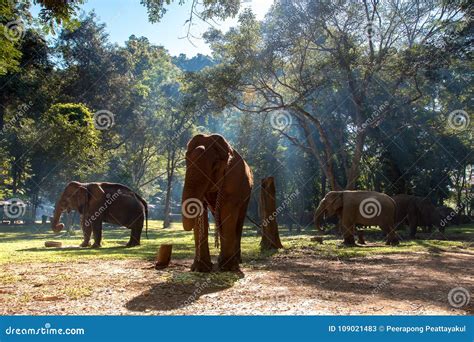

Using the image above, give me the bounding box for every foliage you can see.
[140,0,241,23]
[0,0,83,76]
[0,2,472,226]
[195,0,472,193]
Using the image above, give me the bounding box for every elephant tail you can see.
[136,194,148,239]
[144,200,148,239]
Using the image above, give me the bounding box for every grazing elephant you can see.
[182,134,253,272]
[314,191,399,246]
[437,206,460,228]
[392,194,442,238]
[51,182,148,248]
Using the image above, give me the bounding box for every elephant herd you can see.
[51,133,464,272]
[314,191,458,246]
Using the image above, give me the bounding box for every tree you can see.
[0,0,84,76]
[22,103,103,217]
[195,0,470,191]
[141,0,242,38]
[260,176,283,250]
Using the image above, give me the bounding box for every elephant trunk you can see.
[51,200,65,233]
[182,215,195,232]
[314,203,326,231]
[181,183,206,232]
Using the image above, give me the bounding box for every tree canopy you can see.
[0,0,472,224]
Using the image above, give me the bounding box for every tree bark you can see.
[321,173,326,196]
[163,150,176,228]
[260,177,283,250]
[155,244,173,269]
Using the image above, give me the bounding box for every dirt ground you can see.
[1,247,473,315]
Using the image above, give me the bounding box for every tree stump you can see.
[260,177,283,250]
[155,244,173,269]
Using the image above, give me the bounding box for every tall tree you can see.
[195,0,470,190]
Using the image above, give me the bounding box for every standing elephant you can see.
[392,194,442,238]
[51,182,148,248]
[182,134,253,272]
[314,191,399,246]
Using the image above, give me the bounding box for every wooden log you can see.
[259,177,283,250]
[310,236,324,244]
[44,241,62,248]
[155,244,173,269]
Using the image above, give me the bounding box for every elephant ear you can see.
[329,191,343,210]
[66,182,88,211]
[209,134,233,162]
[86,183,106,211]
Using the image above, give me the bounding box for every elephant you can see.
[437,205,460,228]
[459,214,473,224]
[392,194,442,238]
[182,134,253,272]
[314,190,399,246]
[51,181,148,248]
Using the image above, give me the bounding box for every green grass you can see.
[0,221,473,266]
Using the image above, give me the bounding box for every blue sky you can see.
[46,0,273,57]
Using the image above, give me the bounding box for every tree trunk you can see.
[321,173,326,196]
[260,177,283,250]
[345,132,365,190]
[0,107,4,132]
[162,175,173,228]
[155,244,173,269]
[163,151,175,229]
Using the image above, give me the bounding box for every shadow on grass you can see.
[126,270,244,312]
[17,243,196,260]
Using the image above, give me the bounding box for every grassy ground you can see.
[1,221,473,315]
[0,220,473,266]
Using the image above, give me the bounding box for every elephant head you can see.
[416,197,442,226]
[181,134,233,231]
[51,182,105,233]
[314,191,343,231]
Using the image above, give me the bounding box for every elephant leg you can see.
[439,225,445,234]
[336,219,342,237]
[356,230,366,244]
[235,221,243,264]
[341,221,356,246]
[408,220,417,238]
[218,203,241,271]
[91,221,102,248]
[383,224,399,246]
[191,210,212,272]
[80,216,92,248]
[126,218,143,247]
[235,200,249,264]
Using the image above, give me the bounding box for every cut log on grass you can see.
[155,244,173,270]
[259,177,283,250]
[44,241,62,248]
